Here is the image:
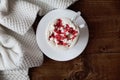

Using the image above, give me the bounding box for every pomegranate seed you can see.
[71,30,78,35]
[68,27,74,33]
[56,30,61,34]
[49,33,54,39]
[66,24,70,28]
[49,18,78,47]
[63,42,68,46]
[71,35,77,40]
[54,19,63,28]
[57,41,63,45]
[58,19,62,23]
[55,35,61,41]
[54,28,58,32]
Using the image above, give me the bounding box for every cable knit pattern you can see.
[0,0,41,35]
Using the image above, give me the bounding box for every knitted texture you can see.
[0,26,43,80]
[0,26,23,70]
[26,0,78,15]
[0,0,41,35]
[5,27,44,69]
[0,0,78,80]
[0,69,29,80]
[0,0,8,12]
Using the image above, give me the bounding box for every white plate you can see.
[36,9,89,61]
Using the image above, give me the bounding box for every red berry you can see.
[49,33,55,39]
[56,30,61,34]
[50,18,78,47]
[58,19,62,23]
[63,42,68,46]
[54,19,63,28]
[68,27,73,33]
[55,35,61,41]
[72,30,78,35]
[54,28,58,32]
[65,24,70,31]
[71,35,77,40]
[57,41,63,45]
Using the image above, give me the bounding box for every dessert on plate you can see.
[46,18,79,50]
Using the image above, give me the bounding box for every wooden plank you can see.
[29,56,85,80]
[85,38,120,53]
[29,53,120,80]
[30,0,120,80]
[84,53,120,80]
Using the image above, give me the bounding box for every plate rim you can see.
[36,9,89,61]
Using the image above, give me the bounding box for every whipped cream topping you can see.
[46,18,79,50]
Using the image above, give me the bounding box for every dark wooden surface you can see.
[30,0,120,80]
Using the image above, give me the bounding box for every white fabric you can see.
[0,0,41,35]
[5,27,44,69]
[0,68,29,80]
[0,0,77,35]
[26,0,78,15]
[0,0,8,12]
[0,25,43,80]
[0,26,23,70]
[0,0,78,80]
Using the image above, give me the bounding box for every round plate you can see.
[36,9,89,61]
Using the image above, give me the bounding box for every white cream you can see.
[46,18,79,50]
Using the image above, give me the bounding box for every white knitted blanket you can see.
[0,0,78,80]
[0,26,23,70]
[0,0,8,12]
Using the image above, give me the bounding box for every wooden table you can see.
[30,0,120,80]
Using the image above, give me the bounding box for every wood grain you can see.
[30,0,120,80]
